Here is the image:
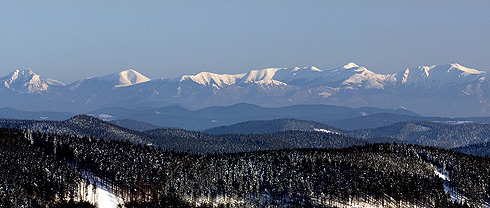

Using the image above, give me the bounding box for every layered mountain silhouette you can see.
[1,62,488,117]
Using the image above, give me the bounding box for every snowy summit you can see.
[108,69,151,87]
[0,69,63,93]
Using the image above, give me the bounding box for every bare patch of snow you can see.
[86,184,123,208]
[432,165,490,207]
[98,114,116,121]
[319,92,332,98]
[314,128,338,134]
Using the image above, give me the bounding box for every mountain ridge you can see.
[1,62,488,117]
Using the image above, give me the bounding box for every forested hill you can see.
[109,119,162,132]
[0,115,150,144]
[204,118,339,135]
[0,128,93,207]
[453,142,490,157]
[347,121,490,148]
[6,128,488,207]
[0,115,366,154]
[145,128,364,153]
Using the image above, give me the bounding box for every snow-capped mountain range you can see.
[0,62,488,117]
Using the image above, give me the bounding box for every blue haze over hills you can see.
[0,62,489,118]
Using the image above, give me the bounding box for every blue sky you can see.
[1,1,490,83]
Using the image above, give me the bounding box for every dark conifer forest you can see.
[1,126,490,207]
[0,129,93,207]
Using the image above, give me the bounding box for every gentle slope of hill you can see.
[204,118,340,135]
[347,121,490,148]
[0,115,150,144]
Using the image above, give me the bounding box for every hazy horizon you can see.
[2,1,490,83]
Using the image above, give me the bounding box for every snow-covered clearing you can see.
[433,166,490,208]
[86,184,122,208]
[78,168,123,208]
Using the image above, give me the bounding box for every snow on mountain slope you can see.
[238,68,286,85]
[178,68,288,87]
[273,62,396,89]
[399,63,485,86]
[69,69,150,91]
[180,72,244,87]
[45,78,66,86]
[0,69,62,93]
[113,69,151,87]
[273,66,324,85]
[93,69,150,88]
[337,65,397,90]
[1,63,489,117]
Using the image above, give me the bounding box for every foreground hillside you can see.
[2,127,489,207]
[0,129,93,207]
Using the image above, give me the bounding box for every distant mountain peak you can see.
[0,69,55,93]
[308,66,322,72]
[112,69,151,87]
[180,72,244,87]
[70,69,151,90]
[401,63,485,85]
[240,68,286,85]
[342,62,359,69]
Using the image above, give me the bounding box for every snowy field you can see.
[86,184,123,208]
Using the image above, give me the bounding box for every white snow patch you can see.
[98,114,116,121]
[46,78,66,86]
[86,184,123,208]
[432,165,490,207]
[434,120,473,125]
[434,168,449,181]
[319,92,332,98]
[239,68,287,85]
[341,68,388,89]
[314,128,338,134]
[181,72,244,87]
[342,62,359,69]
[434,167,466,204]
